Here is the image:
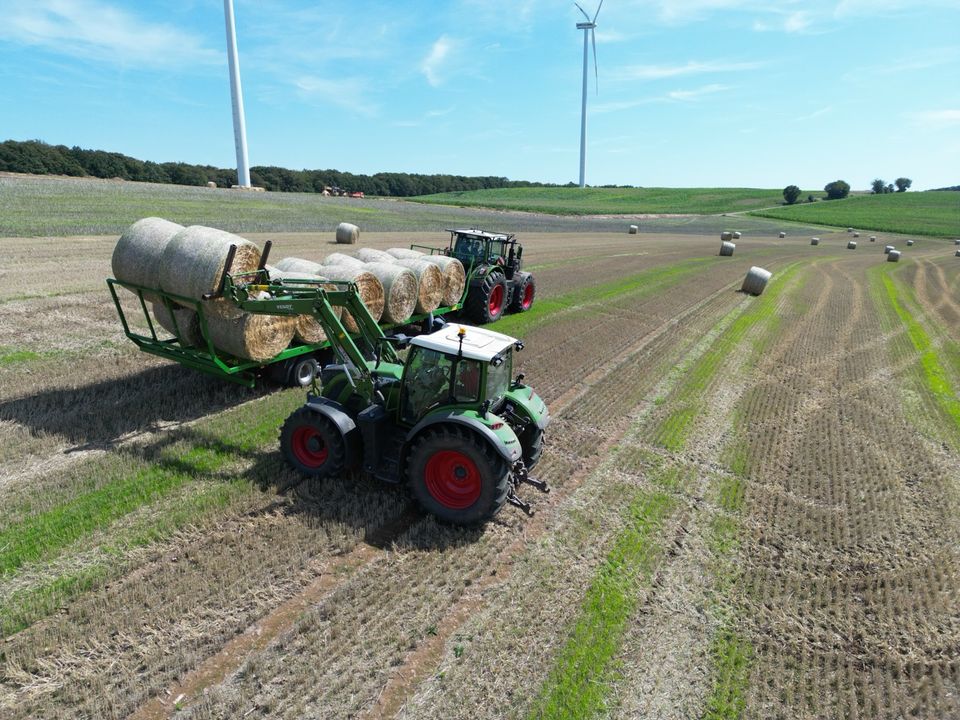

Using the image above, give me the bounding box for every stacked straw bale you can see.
[887,250,901,263]
[741,267,772,296]
[111,217,185,302]
[628,225,638,234]
[336,222,360,244]
[810,237,820,245]
[419,255,466,305]
[269,269,342,344]
[362,263,418,323]
[393,258,443,314]
[159,225,261,319]
[324,253,365,269]
[151,301,204,347]
[204,312,296,362]
[884,245,895,254]
[274,257,323,275]
[719,241,736,256]
[386,248,424,260]
[315,264,385,330]
[356,248,395,264]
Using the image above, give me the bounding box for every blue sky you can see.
[1,0,957,190]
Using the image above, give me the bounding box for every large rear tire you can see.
[280,407,347,478]
[464,270,508,324]
[510,274,535,313]
[407,426,510,525]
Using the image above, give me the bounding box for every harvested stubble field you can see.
[1,212,959,720]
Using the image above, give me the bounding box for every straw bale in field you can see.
[205,311,296,362]
[741,266,772,296]
[324,252,365,269]
[420,255,466,305]
[847,241,857,249]
[778,231,786,238]
[810,237,820,245]
[356,247,395,264]
[111,217,185,302]
[386,248,425,260]
[884,245,895,254]
[363,262,418,323]
[151,301,204,347]
[315,264,385,331]
[733,231,742,239]
[720,231,733,241]
[628,225,638,234]
[907,240,914,246]
[887,250,901,262]
[270,269,343,344]
[393,258,443,314]
[336,222,360,244]
[719,241,736,256]
[159,225,261,319]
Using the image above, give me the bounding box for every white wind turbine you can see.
[575,0,602,188]
[223,0,251,187]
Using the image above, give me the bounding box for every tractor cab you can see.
[400,324,517,424]
[447,229,523,279]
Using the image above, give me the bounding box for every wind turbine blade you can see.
[593,0,604,22]
[591,28,598,93]
[574,2,590,21]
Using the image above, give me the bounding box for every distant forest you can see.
[0,139,559,196]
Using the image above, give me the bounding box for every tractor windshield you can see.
[486,348,512,406]
[452,235,485,264]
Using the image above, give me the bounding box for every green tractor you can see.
[418,229,536,325]
[225,265,550,525]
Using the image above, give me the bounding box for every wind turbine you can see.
[223,0,251,187]
[575,0,602,188]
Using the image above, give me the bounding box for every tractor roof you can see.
[447,228,515,241]
[409,324,517,362]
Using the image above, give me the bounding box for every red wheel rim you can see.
[489,284,504,315]
[291,426,328,467]
[424,450,482,509]
[521,283,534,309]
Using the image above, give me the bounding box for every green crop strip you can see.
[527,465,685,720]
[875,269,960,432]
[495,257,715,338]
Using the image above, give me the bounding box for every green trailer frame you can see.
[108,263,468,388]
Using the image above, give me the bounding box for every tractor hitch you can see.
[507,461,550,516]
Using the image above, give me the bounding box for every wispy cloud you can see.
[594,83,732,113]
[906,109,960,129]
[614,60,763,81]
[667,83,731,100]
[753,11,813,33]
[294,76,378,116]
[0,0,218,69]
[392,107,457,128]
[793,105,832,122]
[421,35,457,87]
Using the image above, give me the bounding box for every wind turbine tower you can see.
[223,0,251,187]
[575,1,602,188]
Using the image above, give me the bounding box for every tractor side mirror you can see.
[514,340,524,352]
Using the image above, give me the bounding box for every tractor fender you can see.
[404,411,523,465]
[303,395,362,468]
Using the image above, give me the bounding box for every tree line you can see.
[782,177,913,205]
[0,139,556,196]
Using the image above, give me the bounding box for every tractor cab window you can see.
[486,349,511,406]
[488,238,506,261]
[453,235,485,264]
[401,347,483,422]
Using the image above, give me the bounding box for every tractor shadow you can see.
[0,363,268,452]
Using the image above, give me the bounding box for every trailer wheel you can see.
[280,407,346,478]
[510,274,535,313]
[407,426,510,525]
[287,356,320,388]
[464,270,508,324]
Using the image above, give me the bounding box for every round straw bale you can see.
[628,225,638,234]
[853,232,860,238]
[847,227,854,233]
[719,241,736,256]
[955,250,960,257]
[362,262,418,323]
[869,235,877,241]
[741,266,772,296]
[810,237,820,245]
[204,311,296,362]
[906,240,914,246]
[420,255,466,305]
[159,225,261,319]
[954,239,960,246]
[315,264,385,330]
[393,258,443,314]
[720,231,733,242]
[847,240,857,249]
[386,248,424,260]
[356,247,396,264]
[274,257,323,275]
[323,252,365,269]
[778,231,786,238]
[733,231,742,239]
[151,301,204,347]
[336,222,360,244]
[269,269,342,344]
[112,217,185,302]
[884,245,894,254]
[887,250,901,263]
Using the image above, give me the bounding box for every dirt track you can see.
[1,228,958,718]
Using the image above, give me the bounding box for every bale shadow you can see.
[0,363,268,452]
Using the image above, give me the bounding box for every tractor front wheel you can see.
[464,270,508,324]
[407,426,510,525]
[280,407,347,478]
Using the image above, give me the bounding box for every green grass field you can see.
[410,187,807,216]
[750,191,960,238]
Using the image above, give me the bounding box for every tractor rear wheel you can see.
[407,426,510,525]
[510,274,535,313]
[280,407,347,478]
[464,270,508,324]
